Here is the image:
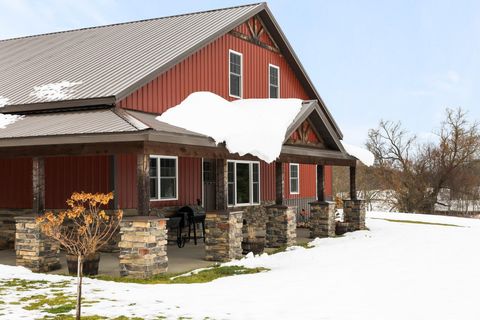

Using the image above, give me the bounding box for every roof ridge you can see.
[0,2,264,43]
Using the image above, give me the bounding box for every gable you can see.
[230,15,279,53]
[286,119,325,148]
[117,29,310,113]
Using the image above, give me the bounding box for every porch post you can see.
[349,166,357,200]
[215,159,228,211]
[136,154,150,216]
[275,161,284,205]
[32,157,45,214]
[316,164,325,202]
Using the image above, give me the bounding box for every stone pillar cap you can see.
[309,200,335,205]
[122,216,169,222]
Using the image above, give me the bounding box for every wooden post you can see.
[136,154,150,216]
[350,166,357,200]
[275,161,284,205]
[110,155,118,210]
[316,164,325,202]
[215,159,228,211]
[32,157,45,214]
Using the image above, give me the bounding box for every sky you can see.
[0,0,478,146]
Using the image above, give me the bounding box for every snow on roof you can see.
[157,92,303,163]
[30,81,83,101]
[0,96,8,108]
[342,143,375,166]
[0,114,24,129]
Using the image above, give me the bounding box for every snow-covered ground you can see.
[1,211,480,319]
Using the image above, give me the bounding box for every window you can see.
[289,163,299,194]
[269,64,280,98]
[227,161,260,206]
[149,156,178,200]
[229,50,242,98]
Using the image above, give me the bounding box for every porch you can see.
[0,228,313,276]
[0,100,365,278]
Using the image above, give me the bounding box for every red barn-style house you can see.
[0,3,365,275]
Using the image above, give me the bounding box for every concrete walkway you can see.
[0,228,312,276]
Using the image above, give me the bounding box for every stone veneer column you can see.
[14,215,61,272]
[309,201,336,238]
[118,216,168,278]
[265,205,296,248]
[343,199,366,231]
[205,211,243,262]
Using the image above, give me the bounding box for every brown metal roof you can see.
[0,3,263,108]
[0,2,344,140]
[0,109,142,139]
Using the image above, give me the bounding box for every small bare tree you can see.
[366,107,480,214]
[37,192,123,320]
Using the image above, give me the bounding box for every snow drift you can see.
[157,92,303,163]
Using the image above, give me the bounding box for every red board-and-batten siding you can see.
[0,19,332,210]
[116,29,331,208]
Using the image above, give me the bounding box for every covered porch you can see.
[0,100,365,278]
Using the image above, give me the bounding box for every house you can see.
[0,3,365,276]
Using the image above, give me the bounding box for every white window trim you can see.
[289,163,300,195]
[268,64,280,98]
[229,49,243,99]
[227,160,261,207]
[150,155,179,201]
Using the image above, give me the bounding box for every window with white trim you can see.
[150,156,178,200]
[269,64,280,98]
[229,50,242,98]
[227,160,260,206]
[289,163,299,194]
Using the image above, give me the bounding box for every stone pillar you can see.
[343,199,366,231]
[14,215,61,272]
[309,201,336,238]
[118,216,168,278]
[265,205,296,248]
[205,211,243,262]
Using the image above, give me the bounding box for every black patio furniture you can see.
[177,205,206,245]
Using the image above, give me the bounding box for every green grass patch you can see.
[22,292,99,315]
[266,241,312,255]
[371,217,464,227]
[93,265,268,284]
[38,315,107,320]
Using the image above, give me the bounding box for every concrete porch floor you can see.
[0,228,311,276]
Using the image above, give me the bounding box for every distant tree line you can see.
[334,107,480,215]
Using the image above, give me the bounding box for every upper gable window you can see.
[269,64,280,98]
[229,50,243,98]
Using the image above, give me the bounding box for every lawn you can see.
[1,211,479,319]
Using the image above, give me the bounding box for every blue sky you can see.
[0,0,478,145]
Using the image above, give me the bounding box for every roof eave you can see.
[1,96,116,114]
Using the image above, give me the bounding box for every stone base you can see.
[118,217,168,278]
[205,211,243,262]
[309,201,336,238]
[15,216,61,272]
[265,205,296,248]
[343,199,366,231]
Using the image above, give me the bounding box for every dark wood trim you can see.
[137,153,150,216]
[350,166,357,200]
[275,161,284,205]
[110,155,118,210]
[1,97,115,114]
[32,157,45,214]
[215,159,228,211]
[317,164,325,202]
[229,30,280,53]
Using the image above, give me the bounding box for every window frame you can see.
[149,155,179,201]
[289,163,300,195]
[229,49,243,99]
[268,64,280,98]
[227,160,261,207]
